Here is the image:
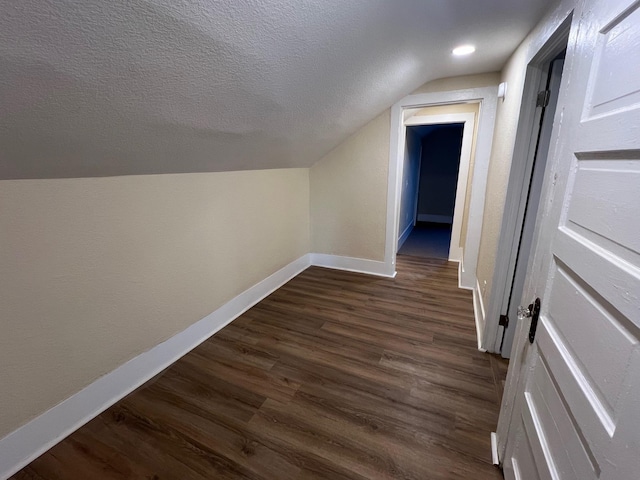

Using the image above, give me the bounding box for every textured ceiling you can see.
[0,0,554,179]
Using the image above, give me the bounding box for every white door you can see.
[497,1,640,479]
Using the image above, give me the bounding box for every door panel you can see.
[547,266,637,411]
[586,4,640,118]
[521,389,556,480]
[529,356,597,480]
[536,319,611,466]
[567,161,640,256]
[509,416,542,480]
[554,228,640,326]
[500,0,640,478]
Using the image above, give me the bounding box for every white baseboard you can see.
[417,213,453,224]
[457,248,475,290]
[0,254,313,480]
[456,262,471,291]
[311,253,396,278]
[397,223,414,250]
[455,255,484,351]
[473,278,487,352]
[448,245,463,263]
[491,432,499,465]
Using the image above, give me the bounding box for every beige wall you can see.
[310,72,499,262]
[0,168,309,438]
[476,49,529,304]
[310,111,391,261]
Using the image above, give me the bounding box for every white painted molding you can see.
[311,253,396,278]
[456,255,473,291]
[491,432,500,465]
[416,214,453,224]
[473,278,487,352]
[0,253,313,480]
[385,86,498,290]
[397,223,414,251]
[449,245,463,264]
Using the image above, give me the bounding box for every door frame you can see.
[492,11,574,462]
[385,87,498,300]
[483,15,573,354]
[402,113,475,262]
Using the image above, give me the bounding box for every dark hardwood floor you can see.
[13,255,508,479]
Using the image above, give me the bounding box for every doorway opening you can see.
[385,86,498,298]
[395,110,475,265]
[397,123,464,260]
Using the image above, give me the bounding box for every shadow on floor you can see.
[398,221,452,259]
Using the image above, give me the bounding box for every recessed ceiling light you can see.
[452,45,476,56]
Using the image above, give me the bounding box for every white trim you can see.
[473,278,487,352]
[386,86,498,291]
[455,254,473,291]
[0,254,313,480]
[311,253,396,278]
[491,432,500,465]
[397,222,414,250]
[416,214,453,224]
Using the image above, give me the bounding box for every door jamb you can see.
[483,17,572,355]
[491,12,573,463]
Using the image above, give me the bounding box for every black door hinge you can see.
[536,90,550,108]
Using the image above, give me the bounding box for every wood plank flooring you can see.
[13,255,508,480]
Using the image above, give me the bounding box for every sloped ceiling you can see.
[0,0,554,179]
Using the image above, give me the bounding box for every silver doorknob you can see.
[517,305,532,320]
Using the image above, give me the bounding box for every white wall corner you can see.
[0,253,313,480]
[311,253,396,278]
[473,278,487,352]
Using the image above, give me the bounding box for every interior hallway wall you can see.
[310,72,500,262]
[0,168,310,438]
[398,128,422,241]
